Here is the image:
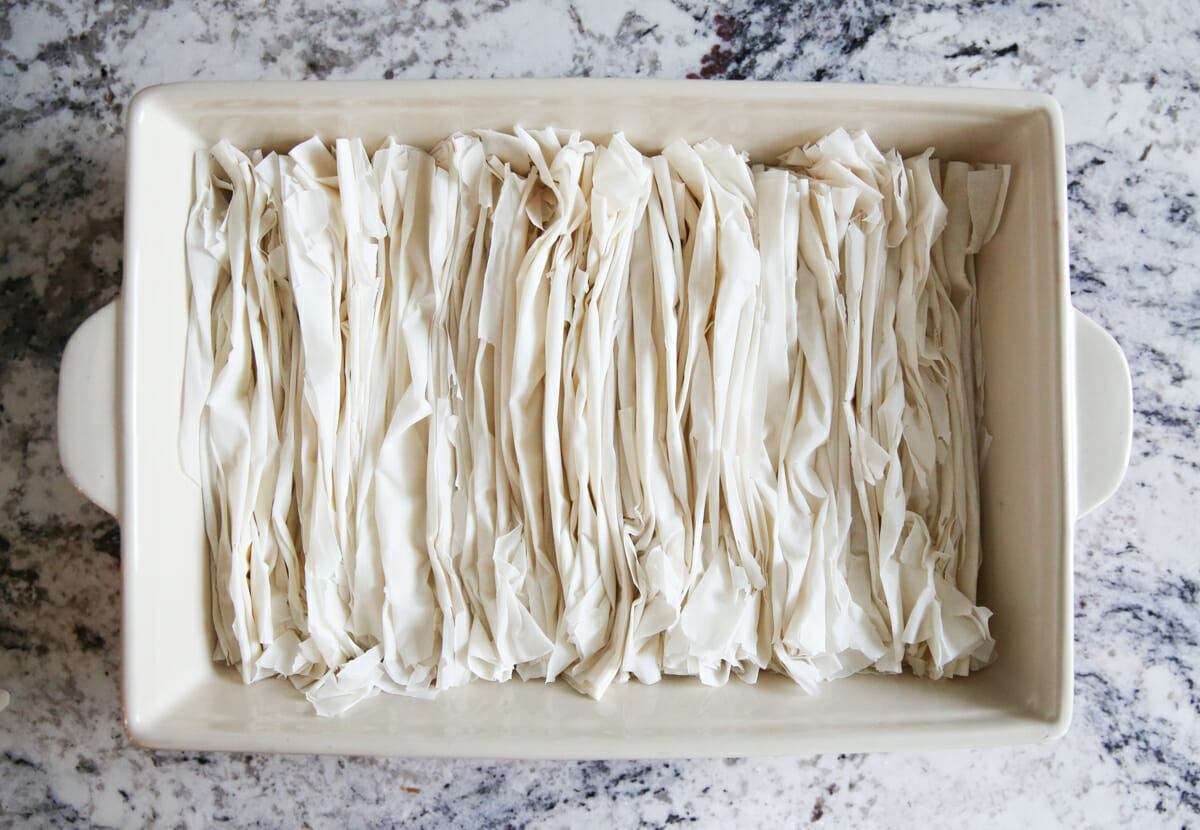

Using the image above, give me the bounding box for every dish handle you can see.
[57,300,121,518]
[1073,308,1133,518]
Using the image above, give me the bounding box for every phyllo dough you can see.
[183,128,1010,714]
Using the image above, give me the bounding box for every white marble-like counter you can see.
[1,0,1197,825]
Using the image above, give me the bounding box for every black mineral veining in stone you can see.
[73,623,106,653]
[686,2,893,80]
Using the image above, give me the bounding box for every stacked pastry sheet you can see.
[182,128,1009,716]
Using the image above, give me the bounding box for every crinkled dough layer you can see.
[181,128,1009,715]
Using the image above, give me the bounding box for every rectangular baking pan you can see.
[57,80,1132,757]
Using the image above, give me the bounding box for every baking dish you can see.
[57,80,1131,757]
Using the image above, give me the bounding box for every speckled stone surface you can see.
[2,1,1198,826]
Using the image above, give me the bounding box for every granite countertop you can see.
[2,0,1197,826]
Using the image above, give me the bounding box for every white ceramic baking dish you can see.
[58,80,1131,758]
